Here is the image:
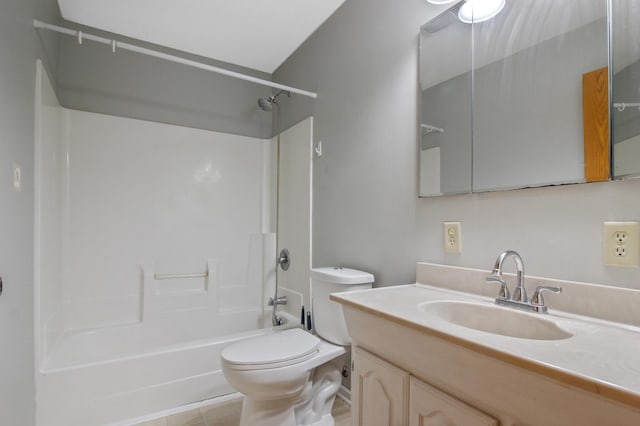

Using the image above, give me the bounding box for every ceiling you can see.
[57,0,347,74]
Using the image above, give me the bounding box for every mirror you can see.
[420,0,610,197]
[420,7,472,196]
[611,0,640,179]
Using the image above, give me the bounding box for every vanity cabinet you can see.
[409,376,498,426]
[352,347,498,426]
[351,346,409,426]
[340,299,640,426]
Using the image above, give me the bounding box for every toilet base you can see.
[238,360,344,426]
[239,399,336,426]
[294,361,343,425]
[309,413,336,426]
[240,395,298,426]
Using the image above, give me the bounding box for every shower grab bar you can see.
[154,272,208,280]
[33,20,318,100]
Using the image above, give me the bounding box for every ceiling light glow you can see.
[458,0,506,24]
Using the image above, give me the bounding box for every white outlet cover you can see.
[443,222,461,254]
[603,221,640,267]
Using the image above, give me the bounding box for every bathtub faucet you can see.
[269,295,287,326]
[268,296,288,306]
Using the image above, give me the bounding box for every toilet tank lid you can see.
[311,267,374,285]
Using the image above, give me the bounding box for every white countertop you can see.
[332,283,640,408]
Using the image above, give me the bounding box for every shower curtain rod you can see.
[33,20,318,100]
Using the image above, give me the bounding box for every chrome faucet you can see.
[530,285,562,314]
[489,250,527,302]
[486,250,561,314]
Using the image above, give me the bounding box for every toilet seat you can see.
[222,328,320,371]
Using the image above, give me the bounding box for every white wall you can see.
[38,109,276,332]
[416,179,640,290]
[615,135,640,177]
[420,147,441,197]
[275,0,640,290]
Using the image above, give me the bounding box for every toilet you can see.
[221,267,374,426]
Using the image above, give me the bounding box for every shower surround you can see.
[34,62,311,426]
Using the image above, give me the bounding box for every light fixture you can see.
[458,0,506,24]
[426,0,457,4]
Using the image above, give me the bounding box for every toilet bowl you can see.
[221,267,374,426]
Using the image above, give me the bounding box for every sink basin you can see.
[419,300,573,340]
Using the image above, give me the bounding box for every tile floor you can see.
[134,397,351,426]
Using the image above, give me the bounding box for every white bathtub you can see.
[36,308,282,426]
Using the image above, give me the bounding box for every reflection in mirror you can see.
[419,3,472,197]
[612,1,640,179]
[419,0,611,196]
[473,0,609,192]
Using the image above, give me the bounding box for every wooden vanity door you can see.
[352,346,409,426]
[409,377,498,426]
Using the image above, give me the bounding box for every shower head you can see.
[258,97,274,112]
[257,90,291,112]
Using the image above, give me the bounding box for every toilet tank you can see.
[311,267,374,345]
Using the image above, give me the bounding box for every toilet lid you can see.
[222,328,320,368]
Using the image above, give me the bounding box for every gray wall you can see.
[274,0,432,286]
[421,73,472,195]
[276,0,640,290]
[57,21,273,139]
[0,0,60,424]
[473,18,607,191]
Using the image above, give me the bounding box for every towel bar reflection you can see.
[421,124,445,133]
[154,272,208,280]
[614,102,640,112]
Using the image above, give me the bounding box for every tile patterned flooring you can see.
[134,397,351,426]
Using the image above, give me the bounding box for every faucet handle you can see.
[532,286,561,307]
[485,275,510,300]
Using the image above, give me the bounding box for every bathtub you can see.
[36,307,285,426]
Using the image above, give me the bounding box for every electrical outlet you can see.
[614,231,628,244]
[443,222,461,254]
[603,222,639,267]
[614,246,627,257]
